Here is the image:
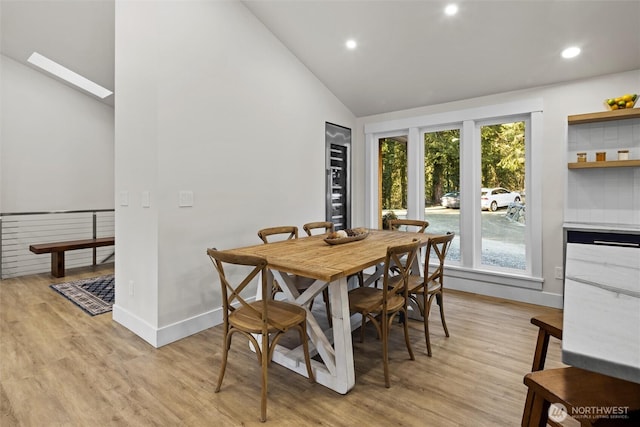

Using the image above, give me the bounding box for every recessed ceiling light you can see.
[346,39,357,50]
[444,4,459,16]
[27,52,113,99]
[561,46,581,59]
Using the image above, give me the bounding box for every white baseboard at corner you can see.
[111,304,159,347]
[112,304,225,348]
[156,309,223,347]
[446,276,564,308]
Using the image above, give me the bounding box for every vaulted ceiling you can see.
[2,0,639,117]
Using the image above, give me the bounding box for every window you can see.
[479,120,526,271]
[379,136,407,228]
[364,99,543,291]
[424,128,461,263]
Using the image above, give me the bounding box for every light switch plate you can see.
[120,191,129,206]
[141,191,150,208]
[179,190,194,207]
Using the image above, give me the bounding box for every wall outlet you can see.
[128,280,134,296]
[554,267,563,280]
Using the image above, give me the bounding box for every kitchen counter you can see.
[562,241,640,384]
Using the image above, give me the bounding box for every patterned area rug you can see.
[50,275,114,316]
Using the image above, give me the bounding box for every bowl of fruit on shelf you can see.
[605,93,637,110]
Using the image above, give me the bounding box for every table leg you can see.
[326,276,355,394]
[266,272,356,394]
[51,251,65,278]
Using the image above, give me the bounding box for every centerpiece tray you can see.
[324,231,369,245]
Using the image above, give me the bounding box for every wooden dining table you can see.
[223,229,436,394]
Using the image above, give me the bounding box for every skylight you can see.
[27,52,113,99]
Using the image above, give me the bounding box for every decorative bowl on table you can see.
[604,93,637,111]
[324,228,369,245]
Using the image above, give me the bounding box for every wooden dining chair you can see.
[257,226,331,321]
[387,218,429,232]
[257,225,298,243]
[407,232,455,356]
[257,225,299,299]
[384,218,429,288]
[303,221,364,292]
[348,239,421,388]
[301,222,335,324]
[207,248,314,423]
[302,221,334,236]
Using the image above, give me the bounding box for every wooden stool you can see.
[522,367,640,426]
[523,312,564,423]
[530,312,563,371]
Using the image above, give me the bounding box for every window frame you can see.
[364,99,543,290]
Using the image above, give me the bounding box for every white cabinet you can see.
[565,109,640,226]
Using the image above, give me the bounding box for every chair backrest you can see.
[303,221,335,236]
[387,219,429,233]
[207,248,269,329]
[424,233,455,285]
[257,226,298,243]
[381,239,421,308]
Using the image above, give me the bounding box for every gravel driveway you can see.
[385,207,526,270]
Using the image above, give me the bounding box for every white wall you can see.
[113,0,356,346]
[354,69,640,300]
[5,0,637,346]
[0,54,114,213]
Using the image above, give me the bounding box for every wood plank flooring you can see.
[1,265,565,426]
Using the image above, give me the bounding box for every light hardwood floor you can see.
[1,265,564,426]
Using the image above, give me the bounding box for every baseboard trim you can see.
[112,304,159,347]
[113,278,562,348]
[112,304,225,348]
[156,309,223,347]
[446,276,563,308]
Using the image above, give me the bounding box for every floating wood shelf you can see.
[568,159,640,169]
[568,108,640,125]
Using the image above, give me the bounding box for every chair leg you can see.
[322,288,332,327]
[402,308,415,361]
[531,328,551,372]
[522,390,550,427]
[216,330,232,392]
[260,332,269,422]
[424,294,433,357]
[382,313,390,388]
[298,323,315,383]
[436,292,450,337]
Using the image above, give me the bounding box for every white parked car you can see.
[481,187,521,211]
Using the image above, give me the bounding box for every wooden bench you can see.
[29,237,115,278]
